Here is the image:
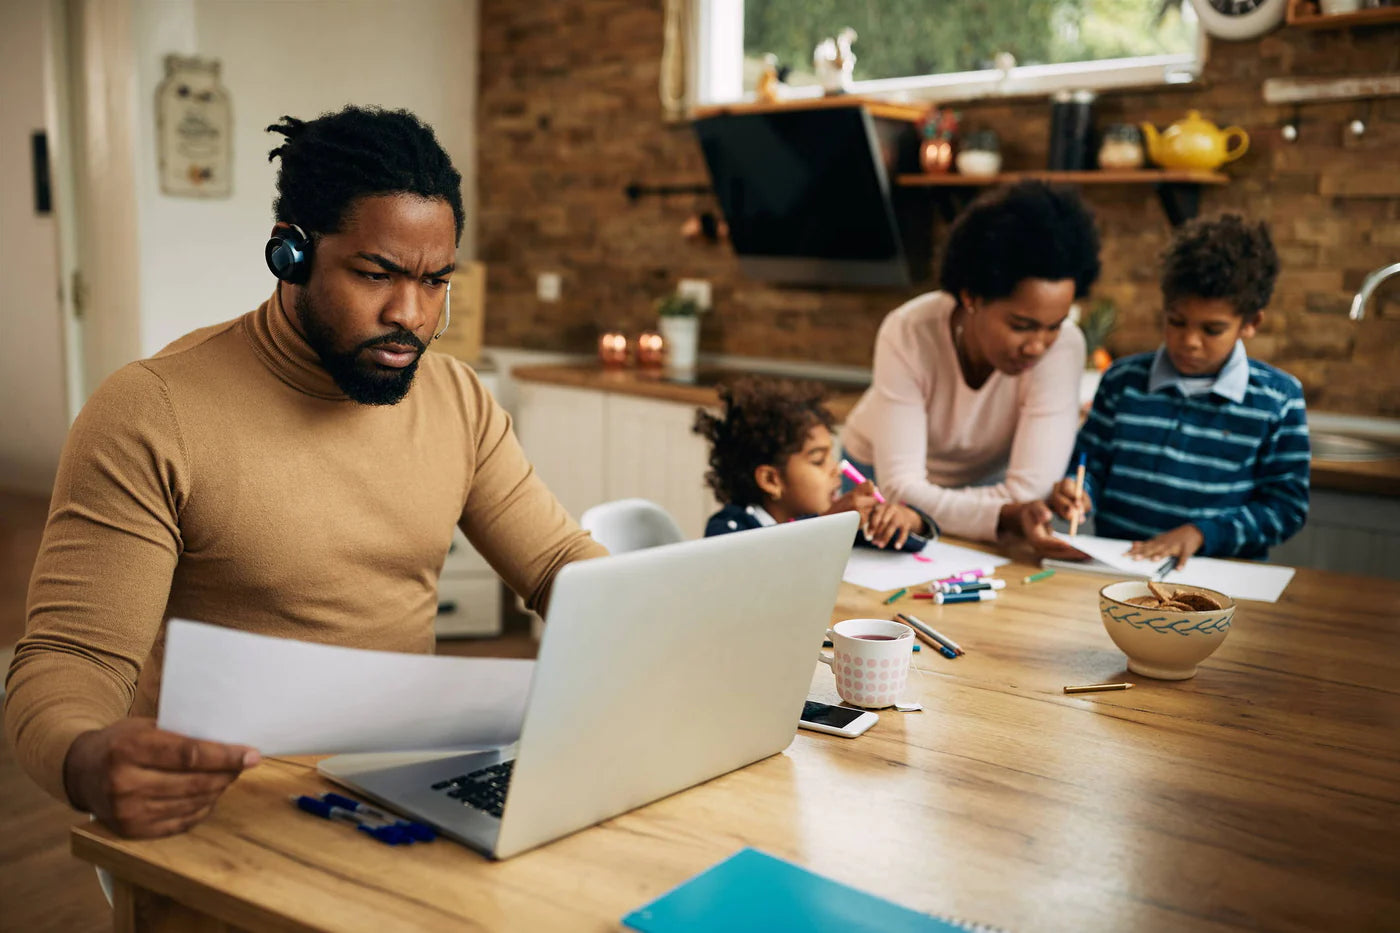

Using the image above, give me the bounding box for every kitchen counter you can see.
[511,364,867,423]
[1310,457,1400,497]
[512,365,1400,497]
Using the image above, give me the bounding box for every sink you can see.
[1311,431,1400,462]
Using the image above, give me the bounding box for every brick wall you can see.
[478,2,1400,416]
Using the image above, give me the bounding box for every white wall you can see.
[0,0,69,494]
[133,0,480,355]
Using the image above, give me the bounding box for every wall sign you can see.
[155,54,232,198]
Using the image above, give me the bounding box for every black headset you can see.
[264,222,451,340]
[265,223,311,285]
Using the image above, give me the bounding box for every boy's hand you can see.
[1048,477,1094,528]
[864,502,924,550]
[1128,524,1204,569]
[63,717,260,839]
[1016,500,1090,560]
[827,480,878,525]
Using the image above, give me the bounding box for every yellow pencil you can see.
[1068,452,1087,537]
[1063,683,1133,694]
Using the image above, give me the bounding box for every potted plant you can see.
[655,293,701,374]
[1081,299,1118,372]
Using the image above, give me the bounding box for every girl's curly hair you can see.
[694,377,835,507]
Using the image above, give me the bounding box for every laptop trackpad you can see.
[317,747,512,853]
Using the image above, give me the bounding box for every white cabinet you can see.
[515,384,719,540]
[435,527,502,638]
[604,395,718,539]
[1269,488,1400,581]
[513,383,607,520]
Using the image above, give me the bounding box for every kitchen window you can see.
[692,0,1205,106]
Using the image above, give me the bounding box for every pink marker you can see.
[839,460,886,504]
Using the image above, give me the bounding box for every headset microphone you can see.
[432,282,451,341]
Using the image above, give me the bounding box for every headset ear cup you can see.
[264,225,310,284]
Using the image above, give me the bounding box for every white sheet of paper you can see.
[1046,533,1296,603]
[157,619,534,755]
[842,539,1009,591]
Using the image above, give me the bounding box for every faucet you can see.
[1350,261,1400,321]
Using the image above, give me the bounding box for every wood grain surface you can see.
[73,550,1400,932]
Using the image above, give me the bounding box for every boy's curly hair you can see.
[693,377,835,507]
[1161,214,1279,319]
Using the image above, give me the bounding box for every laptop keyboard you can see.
[431,760,514,818]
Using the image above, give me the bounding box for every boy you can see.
[694,377,934,550]
[1026,214,1309,567]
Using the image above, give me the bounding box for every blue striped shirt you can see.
[1073,345,1310,559]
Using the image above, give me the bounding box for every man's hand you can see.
[827,480,878,526]
[862,502,925,550]
[63,717,260,838]
[1016,500,1090,560]
[1128,524,1204,569]
[1047,477,1094,528]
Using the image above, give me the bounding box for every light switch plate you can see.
[677,278,711,311]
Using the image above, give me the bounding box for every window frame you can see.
[689,0,1207,109]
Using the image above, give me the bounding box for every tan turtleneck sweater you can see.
[4,290,606,803]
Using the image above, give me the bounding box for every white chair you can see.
[580,498,686,554]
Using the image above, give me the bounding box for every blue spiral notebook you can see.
[622,848,1001,933]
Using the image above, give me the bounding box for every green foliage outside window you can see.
[742,0,1195,91]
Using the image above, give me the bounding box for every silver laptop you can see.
[318,511,858,859]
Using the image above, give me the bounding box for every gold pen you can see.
[1063,682,1133,694]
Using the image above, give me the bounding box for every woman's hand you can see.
[1047,477,1093,527]
[1014,500,1090,559]
[1127,524,1204,568]
[864,502,925,549]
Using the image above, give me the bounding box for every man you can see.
[4,106,606,839]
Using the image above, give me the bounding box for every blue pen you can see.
[322,792,437,842]
[291,795,419,845]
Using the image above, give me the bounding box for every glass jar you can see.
[955,128,1001,177]
[1098,123,1145,170]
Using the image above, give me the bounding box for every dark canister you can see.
[1048,89,1097,170]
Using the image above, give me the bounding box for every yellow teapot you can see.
[1140,111,1249,171]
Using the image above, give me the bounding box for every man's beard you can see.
[295,290,425,406]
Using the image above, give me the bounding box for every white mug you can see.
[818,618,915,709]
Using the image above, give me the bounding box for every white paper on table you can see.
[1046,533,1296,603]
[157,619,534,755]
[842,539,1009,591]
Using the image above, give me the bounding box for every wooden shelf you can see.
[896,169,1228,187]
[1286,0,1400,29]
[896,169,1229,227]
[691,96,926,124]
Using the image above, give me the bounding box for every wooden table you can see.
[73,552,1400,932]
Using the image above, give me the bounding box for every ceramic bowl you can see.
[1099,581,1236,680]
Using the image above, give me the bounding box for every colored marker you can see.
[936,580,1007,594]
[883,587,908,604]
[1023,569,1055,584]
[840,459,886,503]
[934,590,999,605]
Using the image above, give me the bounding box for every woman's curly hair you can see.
[939,180,1101,302]
[1160,214,1279,319]
[694,377,835,507]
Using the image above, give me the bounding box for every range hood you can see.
[692,105,932,288]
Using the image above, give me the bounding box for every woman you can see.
[841,181,1101,545]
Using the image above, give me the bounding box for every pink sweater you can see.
[841,292,1085,541]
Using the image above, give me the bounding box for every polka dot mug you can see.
[818,618,915,709]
